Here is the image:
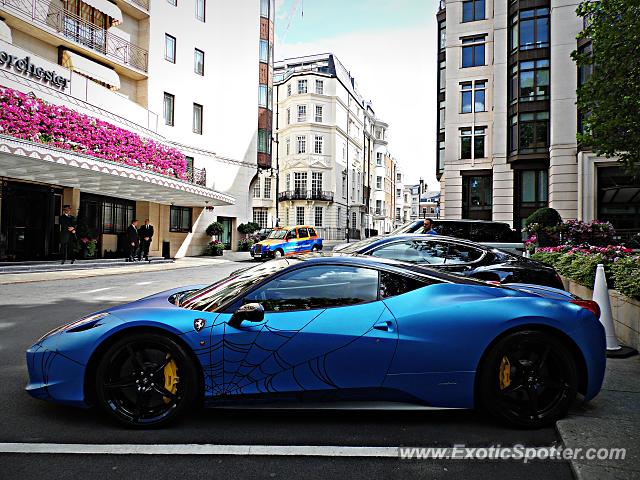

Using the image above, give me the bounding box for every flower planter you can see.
[561,275,640,351]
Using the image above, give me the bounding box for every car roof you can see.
[341,234,499,252]
[282,225,316,229]
[286,253,493,286]
[416,218,512,226]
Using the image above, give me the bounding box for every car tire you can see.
[94,332,199,428]
[274,249,284,258]
[477,330,578,428]
[311,245,319,252]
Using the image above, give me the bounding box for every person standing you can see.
[138,219,154,262]
[127,219,140,262]
[60,205,77,264]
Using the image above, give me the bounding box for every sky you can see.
[274,0,440,189]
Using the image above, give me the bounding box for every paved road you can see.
[0,262,573,479]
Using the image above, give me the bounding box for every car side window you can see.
[444,243,484,264]
[370,240,449,265]
[244,265,379,312]
[308,228,317,237]
[379,271,432,299]
[287,229,297,239]
[298,227,309,238]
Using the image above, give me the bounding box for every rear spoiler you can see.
[505,283,578,301]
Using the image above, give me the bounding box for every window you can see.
[462,174,492,220]
[342,173,347,198]
[260,0,269,17]
[194,48,204,75]
[286,108,291,125]
[352,211,357,228]
[253,209,268,228]
[259,85,268,107]
[163,92,174,126]
[314,206,323,226]
[287,84,292,97]
[461,36,485,68]
[439,20,446,50]
[297,79,307,94]
[376,152,383,166]
[296,206,305,225]
[245,265,379,312]
[165,34,176,63]
[460,127,486,159]
[167,0,176,5]
[195,0,205,22]
[396,173,402,182]
[253,179,261,198]
[396,188,402,197]
[264,177,272,198]
[285,173,290,191]
[462,0,485,22]
[315,79,324,94]
[296,135,306,154]
[170,206,192,232]
[439,100,445,129]
[259,39,269,63]
[258,129,270,153]
[519,111,549,152]
[285,137,290,155]
[193,103,203,134]
[372,239,448,265]
[460,80,486,113]
[517,8,549,50]
[297,105,306,122]
[439,61,446,91]
[294,172,307,193]
[312,171,322,194]
[519,59,549,102]
[376,176,382,189]
[315,105,323,122]
[516,169,548,229]
[314,135,323,154]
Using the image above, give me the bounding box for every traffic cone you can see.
[593,264,637,358]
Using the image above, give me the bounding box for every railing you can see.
[126,0,149,10]
[0,0,149,72]
[185,165,206,187]
[278,190,334,202]
[314,227,362,241]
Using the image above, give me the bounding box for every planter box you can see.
[561,276,640,351]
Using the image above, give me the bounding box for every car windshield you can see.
[267,229,287,239]
[389,221,422,235]
[180,259,298,311]
[337,237,380,254]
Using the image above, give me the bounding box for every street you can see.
[0,262,573,479]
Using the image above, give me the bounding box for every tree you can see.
[572,0,640,173]
[205,222,224,238]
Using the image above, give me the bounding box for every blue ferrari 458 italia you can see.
[26,256,606,428]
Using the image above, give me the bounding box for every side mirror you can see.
[230,302,264,328]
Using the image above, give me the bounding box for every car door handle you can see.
[373,320,393,332]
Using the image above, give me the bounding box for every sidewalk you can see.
[0,255,247,285]
[556,356,640,479]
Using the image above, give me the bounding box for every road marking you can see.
[0,443,558,458]
[94,296,127,301]
[135,281,154,285]
[0,322,15,330]
[81,287,112,294]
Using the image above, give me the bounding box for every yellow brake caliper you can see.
[163,355,179,403]
[499,356,511,390]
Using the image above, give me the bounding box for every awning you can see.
[62,50,121,90]
[82,0,123,25]
[0,20,12,44]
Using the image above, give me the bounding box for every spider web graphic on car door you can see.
[202,303,390,399]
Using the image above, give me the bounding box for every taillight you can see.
[570,300,601,319]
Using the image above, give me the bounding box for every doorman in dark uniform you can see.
[60,205,77,265]
[127,219,140,262]
[138,219,154,262]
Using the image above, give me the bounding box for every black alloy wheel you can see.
[95,332,198,428]
[477,330,578,428]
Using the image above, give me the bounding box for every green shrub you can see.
[525,207,562,229]
[611,256,640,300]
[206,222,224,237]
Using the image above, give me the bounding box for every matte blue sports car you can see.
[26,256,606,428]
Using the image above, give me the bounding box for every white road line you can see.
[0,443,558,458]
[0,322,15,330]
[80,287,112,294]
[94,296,127,301]
[135,281,154,285]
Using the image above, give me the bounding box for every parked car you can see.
[250,225,323,260]
[25,255,605,428]
[336,234,564,289]
[388,219,524,253]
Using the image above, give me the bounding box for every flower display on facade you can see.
[0,87,187,179]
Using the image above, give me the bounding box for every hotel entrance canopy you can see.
[0,135,234,207]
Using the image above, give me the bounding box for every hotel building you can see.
[0,0,275,260]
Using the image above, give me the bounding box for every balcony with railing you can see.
[185,165,207,187]
[278,189,334,202]
[0,0,149,73]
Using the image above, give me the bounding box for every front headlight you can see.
[38,312,110,342]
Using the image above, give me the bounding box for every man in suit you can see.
[138,219,154,262]
[60,205,77,265]
[127,219,140,262]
